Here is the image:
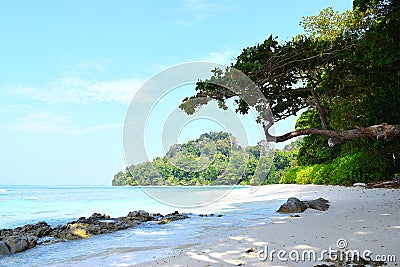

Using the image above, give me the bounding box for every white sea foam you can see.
[0,188,10,193]
[133,230,168,236]
[23,196,39,200]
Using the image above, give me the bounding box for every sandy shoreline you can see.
[139,184,399,266]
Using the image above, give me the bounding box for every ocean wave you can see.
[0,188,10,193]
[23,196,39,200]
[133,230,168,236]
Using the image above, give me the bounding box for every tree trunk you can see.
[264,123,400,146]
[309,83,330,130]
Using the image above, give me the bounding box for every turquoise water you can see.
[0,186,280,266]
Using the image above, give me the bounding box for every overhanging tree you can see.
[180,1,400,146]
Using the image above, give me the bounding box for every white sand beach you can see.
[141,184,399,266]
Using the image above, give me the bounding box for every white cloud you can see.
[174,0,235,27]
[8,110,122,135]
[4,49,236,107]
[201,48,236,65]
[173,19,195,28]
[60,60,108,78]
[179,0,215,18]
[7,77,145,105]
[74,61,107,72]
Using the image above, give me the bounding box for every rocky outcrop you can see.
[3,236,31,254]
[277,197,330,213]
[199,213,224,217]
[0,241,11,256]
[0,210,189,256]
[0,221,52,239]
[303,198,330,211]
[277,197,308,213]
[157,211,191,224]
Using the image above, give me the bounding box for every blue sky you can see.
[0,0,352,185]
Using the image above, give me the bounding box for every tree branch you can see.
[264,123,400,146]
[309,81,330,130]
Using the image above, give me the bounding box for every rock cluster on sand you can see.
[0,210,189,256]
[277,197,330,213]
[354,176,400,189]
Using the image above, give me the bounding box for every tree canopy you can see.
[179,0,400,146]
[112,131,298,186]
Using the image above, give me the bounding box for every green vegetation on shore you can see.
[112,132,299,186]
[279,111,399,185]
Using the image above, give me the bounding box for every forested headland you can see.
[113,132,299,186]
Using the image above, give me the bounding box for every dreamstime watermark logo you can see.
[257,238,396,263]
[123,62,275,207]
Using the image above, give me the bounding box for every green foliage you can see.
[295,109,341,165]
[281,146,397,185]
[298,6,374,41]
[284,107,400,185]
[292,1,400,180]
[282,1,400,185]
[112,132,300,186]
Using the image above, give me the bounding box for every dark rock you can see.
[199,214,214,217]
[304,198,330,211]
[91,213,106,219]
[245,247,256,253]
[164,211,189,222]
[158,211,189,224]
[1,209,190,255]
[126,210,153,222]
[27,222,52,237]
[0,241,11,256]
[127,211,139,218]
[278,197,330,213]
[149,213,164,221]
[37,236,57,245]
[138,210,150,217]
[277,197,307,213]
[199,213,218,217]
[11,222,51,238]
[0,229,13,238]
[4,236,29,253]
[27,236,38,249]
[49,225,67,238]
[76,217,88,223]
[78,213,109,224]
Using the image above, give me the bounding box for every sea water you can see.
[0,186,281,266]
